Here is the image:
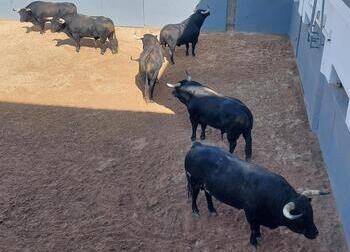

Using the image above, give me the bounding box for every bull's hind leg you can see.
[169,46,176,64]
[191,184,200,216]
[243,130,252,161]
[149,76,157,101]
[200,124,207,140]
[204,191,217,215]
[227,132,240,154]
[144,76,151,103]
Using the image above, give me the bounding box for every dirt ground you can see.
[0,20,347,252]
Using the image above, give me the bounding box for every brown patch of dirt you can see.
[0,20,347,251]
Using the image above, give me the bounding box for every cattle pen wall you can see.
[1,0,228,32]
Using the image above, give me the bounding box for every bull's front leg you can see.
[190,115,199,141]
[30,19,43,33]
[249,223,261,250]
[192,40,198,57]
[100,36,107,55]
[186,43,190,56]
[38,21,45,34]
[72,33,81,52]
[94,37,99,50]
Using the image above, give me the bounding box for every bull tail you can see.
[159,34,167,46]
[186,171,192,198]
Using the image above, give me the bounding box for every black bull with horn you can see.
[160,7,210,64]
[13,1,77,34]
[185,142,329,250]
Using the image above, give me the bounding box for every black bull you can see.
[185,142,329,249]
[13,1,77,34]
[167,75,253,161]
[160,8,210,64]
[51,14,118,55]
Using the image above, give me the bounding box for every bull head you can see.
[283,202,302,220]
[13,7,31,13]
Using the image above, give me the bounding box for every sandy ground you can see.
[0,20,347,252]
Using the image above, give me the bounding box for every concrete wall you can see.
[235,0,293,35]
[290,0,350,247]
[1,0,227,31]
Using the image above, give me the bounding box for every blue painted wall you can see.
[1,0,227,31]
[289,1,350,247]
[294,17,325,131]
[235,0,293,35]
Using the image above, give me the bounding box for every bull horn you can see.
[130,56,140,62]
[133,32,142,40]
[46,17,53,21]
[201,6,210,15]
[12,8,18,12]
[185,71,192,81]
[302,189,330,197]
[283,202,302,220]
[25,8,31,12]
[167,83,181,88]
[58,18,65,24]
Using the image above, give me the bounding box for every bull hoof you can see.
[192,211,200,217]
[192,53,196,57]
[200,135,205,140]
[246,157,252,162]
[250,245,257,252]
[191,137,196,142]
[209,210,218,217]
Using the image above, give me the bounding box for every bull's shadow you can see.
[53,37,114,53]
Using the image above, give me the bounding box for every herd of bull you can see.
[13,1,330,250]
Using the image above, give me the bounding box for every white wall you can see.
[298,0,350,130]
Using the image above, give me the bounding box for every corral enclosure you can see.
[0,19,347,251]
